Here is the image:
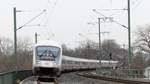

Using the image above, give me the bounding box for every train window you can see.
[36,46,60,61]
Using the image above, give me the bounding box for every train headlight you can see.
[54,62,57,65]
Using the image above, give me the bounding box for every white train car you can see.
[32,40,62,78]
[62,55,118,69]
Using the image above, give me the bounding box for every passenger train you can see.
[32,40,119,78]
[32,40,62,78]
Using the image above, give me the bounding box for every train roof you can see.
[34,40,61,48]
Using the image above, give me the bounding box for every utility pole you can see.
[13,7,17,70]
[88,17,110,63]
[93,0,131,69]
[127,0,131,69]
[35,32,38,44]
[13,7,18,84]
[98,18,102,64]
[13,7,45,68]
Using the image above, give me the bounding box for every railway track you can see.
[76,72,150,84]
[20,68,95,84]
[20,76,59,84]
[20,68,150,84]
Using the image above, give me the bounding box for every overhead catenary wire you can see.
[96,0,127,18]
[16,9,45,13]
[43,0,60,39]
[17,9,46,30]
[96,8,127,19]
[44,0,59,27]
[92,0,144,30]
[132,0,143,10]
[97,8,127,11]
[92,9,128,29]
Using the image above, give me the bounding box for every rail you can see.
[0,67,96,84]
[77,72,150,84]
[1,68,150,84]
[96,68,150,79]
[94,68,150,83]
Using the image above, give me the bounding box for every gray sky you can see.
[0,0,150,48]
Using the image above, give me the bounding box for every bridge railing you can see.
[0,70,32,84]
[96,68,150,81]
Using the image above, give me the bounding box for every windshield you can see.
[36,46,60,61]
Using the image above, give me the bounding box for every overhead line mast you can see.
[93,0,132,68]
[127,0,131,69]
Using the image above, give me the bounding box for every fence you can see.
[96,68,150,80]
[0,70,32,84]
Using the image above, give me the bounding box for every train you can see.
[32,40,62,78]
[32,40,119,78]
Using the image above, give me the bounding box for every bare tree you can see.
[63,39,128,62]
[0,37,33,72]
[62,44,74,56]
[74,40,98,59]
[134,26,150,53]
[0,37,14,72]
[0,37,13,56]
[17,38,32,70]
[102,40,127,60]
[146,58,150,66]
[131,52,146,69]
[62,40,98,59]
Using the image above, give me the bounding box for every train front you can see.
[33,41,62,78]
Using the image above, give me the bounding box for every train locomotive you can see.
[32,40,62,78]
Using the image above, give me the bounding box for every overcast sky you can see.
[0,0,150,48]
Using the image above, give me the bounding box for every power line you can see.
[96,7,127,18]
[44,0,59,27]
[93,9,106,17]
[42,0,60,39]
[93,9,128,29]
[17,9,46,30]
[97,8,127,11]
[132,0,143,10]
[16,9,45,12]
[131,0,140,5]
